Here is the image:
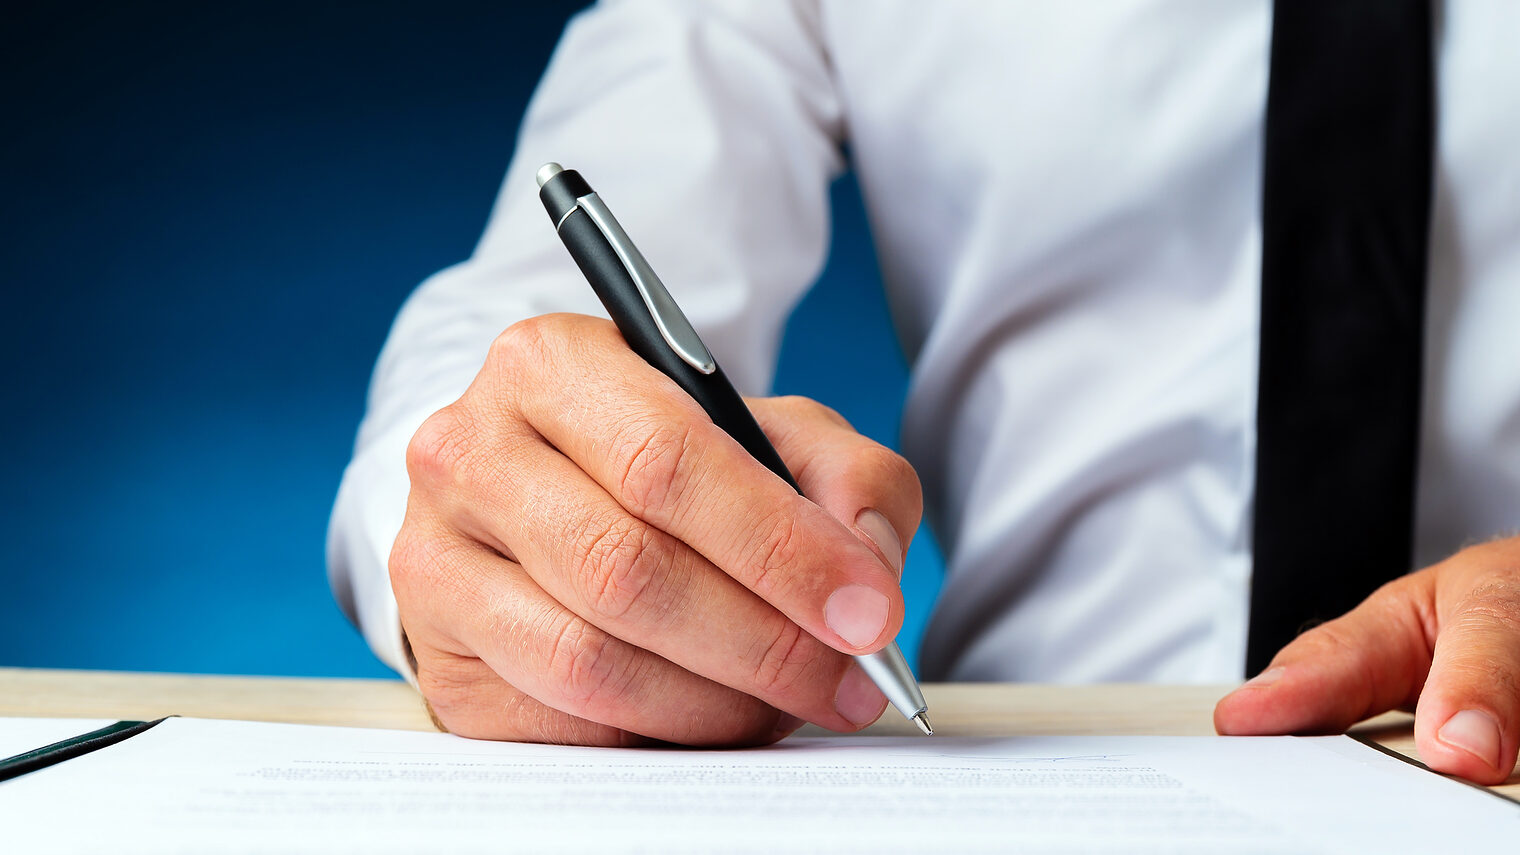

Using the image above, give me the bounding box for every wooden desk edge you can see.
[2,668,1514,800]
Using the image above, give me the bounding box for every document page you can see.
[1,717,1512,853]
[0,717,114,760]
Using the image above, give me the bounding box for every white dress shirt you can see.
[327,0,1520,684]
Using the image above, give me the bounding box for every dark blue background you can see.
[1,1,942,679]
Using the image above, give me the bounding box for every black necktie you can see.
[1248,1,1436,675]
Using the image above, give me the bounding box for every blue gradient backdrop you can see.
[1,2,943,679]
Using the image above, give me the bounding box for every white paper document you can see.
[1,717,1513,853]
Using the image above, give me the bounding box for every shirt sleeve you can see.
[326,0,845,678]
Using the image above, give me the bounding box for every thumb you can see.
[1214,572,1434,736]
[747,395,921,580]
[1411,558,1520,785]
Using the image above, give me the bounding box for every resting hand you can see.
[1215,536,1520,784]
[390,313,921,747]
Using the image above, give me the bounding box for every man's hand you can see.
[1215,536,1520,785]
[390,313,922,747]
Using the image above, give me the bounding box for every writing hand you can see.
[1215,536,1520,784]
[390,313,921,746]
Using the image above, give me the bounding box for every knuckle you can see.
[1441,656,1520,703]
[614,418,696,518]
[752,620,817,699]
[775,395,852,430]
[1293,619,1386,705]
[416,658,547,742]
[1455,577,1520,628]
[415,658,481,731]
[852,444,922,498]
[703,709,790,749]
[1447,605,1520,698]
[1296,619,1362,660]
[387,528,426,591]
[388,526,448,596]
[387,527,479,621]
[487,315,555,375]
[406,405,476,489]
[572,512,665,621]
[748,507,804,597]
[484,315,594,410]
[546,617,632,711]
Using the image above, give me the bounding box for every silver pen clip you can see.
[570,193,716,375]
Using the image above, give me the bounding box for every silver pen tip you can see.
[536,162,564,188]
[912,712,933,736]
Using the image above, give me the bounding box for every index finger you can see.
[492,314,904,655]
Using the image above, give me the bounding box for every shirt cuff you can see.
[326,414,429,687]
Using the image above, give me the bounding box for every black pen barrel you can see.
[538,168,593,225]
[537,163,930,729]
[546,198,799,494]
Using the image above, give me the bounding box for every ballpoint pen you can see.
[536,162,932,736]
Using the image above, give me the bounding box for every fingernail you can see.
[1244,666,1285,688]
[773,713,804,738]
[1437,709,1501,769]
[835,665,887,726]
[824,584,890,649]
[855,508,904,577]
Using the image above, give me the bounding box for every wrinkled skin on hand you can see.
[1217,536,1520,785]
[391,313,921,747]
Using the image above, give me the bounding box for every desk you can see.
[2,667,1514,800]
